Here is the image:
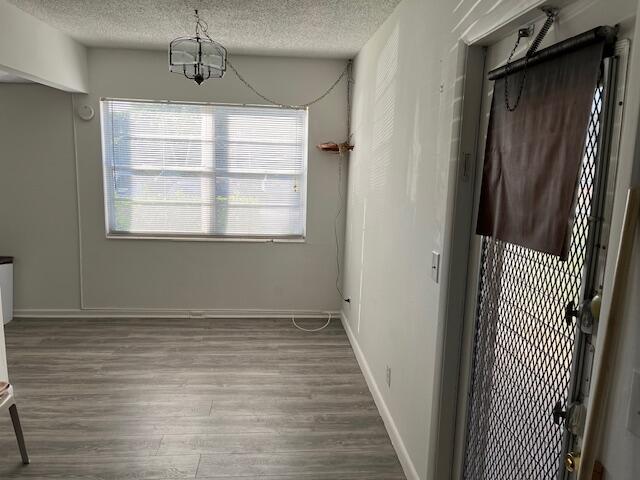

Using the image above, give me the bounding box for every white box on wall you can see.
[0,258,13,325]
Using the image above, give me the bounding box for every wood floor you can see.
[0,318,406,479]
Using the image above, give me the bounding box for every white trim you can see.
[461,0,575,46]
[341,310,420,480]
[14,308,340,319]
[99,97,309,111]
[104,234,307,243]
[462,0,545,45]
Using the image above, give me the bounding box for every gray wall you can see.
[0,50,348,315]
[0,85,82,309]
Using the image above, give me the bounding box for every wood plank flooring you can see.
[0,318,406,479]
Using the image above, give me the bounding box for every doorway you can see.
[452,26,630,480]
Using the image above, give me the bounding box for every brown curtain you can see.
[477,41,605,259]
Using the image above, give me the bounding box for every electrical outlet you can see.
[627,370,640,437]
[385,365,392,388]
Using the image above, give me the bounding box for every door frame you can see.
[431,5,635,480]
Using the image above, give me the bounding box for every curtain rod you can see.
[488,26,618,81]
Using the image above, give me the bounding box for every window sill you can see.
[105,234,306,243]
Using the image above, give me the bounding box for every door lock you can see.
[564,298,599,334]
[565,451,581,472]
[553,401,586,435]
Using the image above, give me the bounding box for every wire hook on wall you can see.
[504,7,558,111]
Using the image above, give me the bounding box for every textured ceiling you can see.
[6,0,402,58]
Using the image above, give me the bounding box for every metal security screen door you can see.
[463,60,615,479]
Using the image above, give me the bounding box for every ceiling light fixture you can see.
[169,9,227,85]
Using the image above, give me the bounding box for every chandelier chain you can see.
[194,9,207,37]
[193,10,351,108]
[227,60,351,109]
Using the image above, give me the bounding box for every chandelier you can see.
[169,10,227,85]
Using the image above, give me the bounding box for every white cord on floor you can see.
[292,313,332,332]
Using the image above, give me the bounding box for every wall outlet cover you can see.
[431,251,440,283]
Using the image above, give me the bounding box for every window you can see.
[100,99,308,240]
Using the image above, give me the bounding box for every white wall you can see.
[342,2,448,477]
[0,0,88,92]
[0,50,348,315]
[342,0,639,479]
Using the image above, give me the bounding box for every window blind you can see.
[100,99,308,239]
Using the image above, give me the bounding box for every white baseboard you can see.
[341,310,421,480]
[14,308,340,319]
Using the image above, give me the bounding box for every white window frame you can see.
[99,97,309,243]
